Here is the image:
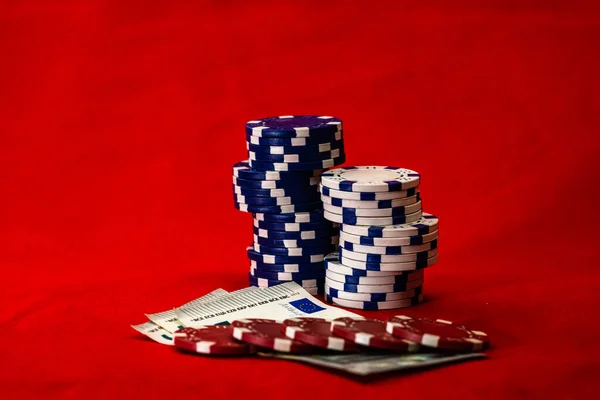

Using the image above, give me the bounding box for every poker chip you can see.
[325,276,424,294]
[250,259,325,273]
[234,175,320,189]
[246,130,343,147]
[234,184,319,198]
[340,230,438,247]
[325,253,424,284]
[386,316,490,352]
[246,116,342,138]
[249,148,343,163]
[325,270,421,286]
[338,253,438,272]
[253,219,335,232]
[247,139,344,155]
[173,326,252,355]
[253,243,335,257]
[325,284,423,302]
[282,318,360,352]
[253,226,338,240]
[253,234,339,249]
[250,266,324,281]
[232,319,314,353]
[249,273,324,288]
[326,294,424,310]
[330,317,420,351]
[235,201,322,214]
[322,201,422,217]
[339,238,438,255]
[321,166,420,192]
[324,255,426,277]
[233,160,323,181]
[249,154,346,172]
[254,210,327,223]
[339,214,439,238]
[247,247,326,264]
[320,185,419,201]
[323,209,423,226]
[235,193,320,206]
[339,247,438,264]
[321,192,421,209]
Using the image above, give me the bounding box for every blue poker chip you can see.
[253,219,335,232]
[246,116,342,138]
[249,154,346,172]
[339,238,438,255]
[247,247,327,264]
[253,226,338,240]
[325,293,423,310]
[250,259,325,272]
[321,166,420,193]
[234,201,322,214]
[250,267,324,281]
[234,192,320,205]
[249,148,344,163]
[247,139,344,155]
[233,160,322,181]
[252,243,335,256]
[253,210,327,223]
[233,184,319,198]
[233,176,320,190]
[246,131,343,147]
[254,234,338,249]
[325,284,423,302]
[248,273,325,288]
[320,185,419,201]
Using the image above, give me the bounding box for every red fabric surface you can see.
[1,1,600,398]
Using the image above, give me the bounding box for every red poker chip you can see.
[330,317,420,352]
[173,326,252,355]
[232,318,314,353]
[282,318,361,352]
[386,315,490,352]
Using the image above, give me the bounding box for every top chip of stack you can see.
[233,115,346,294]
[319,166,439,310]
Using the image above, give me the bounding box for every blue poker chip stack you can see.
[232,116,346,295]
[319,166,440,310]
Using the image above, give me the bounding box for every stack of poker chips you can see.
[319,166,439,310]
[232,116,346,295]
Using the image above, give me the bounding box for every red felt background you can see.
[1,1,600,398]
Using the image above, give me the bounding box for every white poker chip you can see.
[325,277,424,294]
[339,238,438,255]
[322,201,422,217]
[321,193,420,209]
[338,254,438,272]
[340,214,439,238]
[339,230,438,247]
[339,247,439,264]
[320,184,419,200]
[323,209,423,226]
[321,166,420,192]
[324,284,423,302]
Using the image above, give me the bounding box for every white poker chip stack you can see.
[319,166,439,310]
